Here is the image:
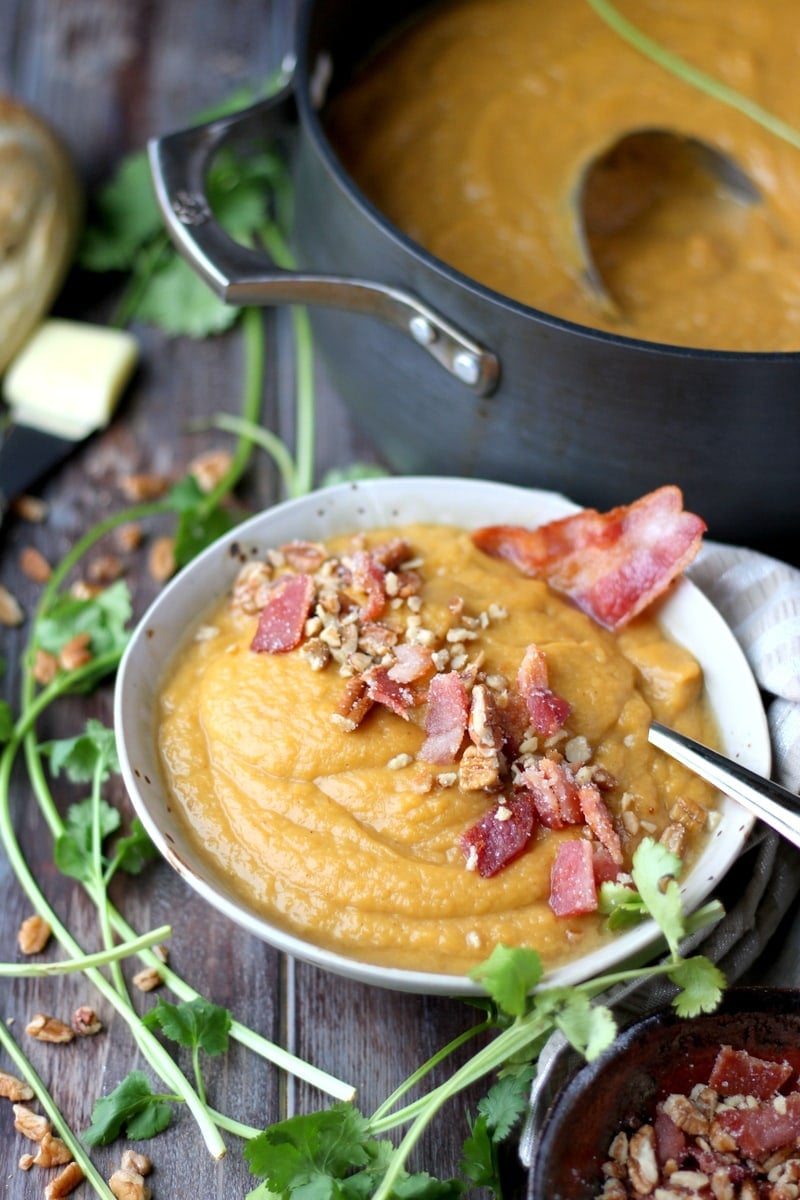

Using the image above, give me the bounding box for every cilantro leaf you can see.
[133,254,240,338]
[544,991,617,1061]
[53,796,121,883]
[598,880,647,930]
[459,1115,496,1189]
[469,944,543,1017]
[476,1066,535,1142]
[113,818,158,875]
[42,719,119,782]
[83,1070,173,1145]
[245,1105,376,1187]
[668,955,726,1017]
[78,152,164,271]
[142,997,232,1056]
[35,581,132,663]
[630,838,685,956]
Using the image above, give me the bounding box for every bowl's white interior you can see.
[115,478,769,995]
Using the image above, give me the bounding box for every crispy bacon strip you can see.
[472,486,706,630]
[708,1046,793,1101]
[387,643,433,683]
[351,549,387,621]
[460,795,537,878]
[517,644,571,736]
[418,671,469,763]
[250,573,315,653]
[578,783,623,864]
[365,666,416,720]
[516,757,582,828]
[714,1091,800,1158]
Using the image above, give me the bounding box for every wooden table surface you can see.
[0,2,525,1198]
[1,3,798,1199]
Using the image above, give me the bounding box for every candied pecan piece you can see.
[333,676,374,731]
[58,632,92,672]
[19,546,52,582]
[119,473,170,501]
[132,967,163,993]
[19,1152,35,1170]
[25,1014,74,1044]
[468,683,503,751]
[17,914,51,955]
[34,1131,73,1167]
[12,494,48,522]
[148,536,176,583]
[189,448,232,493]
[45,1161,84,1198]
[72,1006,102,1036]
[0,1070,34,1102]
[628,1124,659,1195]
[121,1150,152,1176]
[32,648,58,685]
[280,539,328,572]
[0,583,25,626]
[87,553,124,584]
[108,1168,152,1200]
[663,1092,710,1137]
[13,1104,50,1141]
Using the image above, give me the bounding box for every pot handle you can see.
[148,84,500,397]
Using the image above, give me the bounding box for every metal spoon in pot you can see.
[649,722,800,851]
[574,129,761,315]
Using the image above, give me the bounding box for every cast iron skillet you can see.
[149,0,800,548]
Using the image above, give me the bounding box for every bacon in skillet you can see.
[708,1045,793,1101]
[472,486,706,630]
[250,573,315,653]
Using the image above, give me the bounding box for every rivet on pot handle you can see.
[148,86,500,397]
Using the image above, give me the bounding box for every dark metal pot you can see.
[149,0,800,548]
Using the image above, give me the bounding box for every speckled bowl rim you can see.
[114,477,769,995]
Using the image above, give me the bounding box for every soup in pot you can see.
[325,0,800,350]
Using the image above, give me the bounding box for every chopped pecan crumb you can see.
[44,1161,84,1198]
[58,632,93,672]
[0,1070,34,1102]
[108,1167,152,1200]
[300,637,332,671]
[13,1104,51,1141]
[120,473,170,501]
[17,914,51,955]
[231,561,274,616]
[72,1006,102,1036]
[19,546,52,582]
[25,1013,75,1044]
[121,1150,152,1176]
[32,648,59,685]
[659,822,686,856]
[334,676,374,731]
[148,536,176,583]
[34,1131,73,1167]
[668,794,706,830]
[0,583,25,626]
[627,1125,659,1195]
[132,967,163,993]
[458,745,503,792]
[281,539,328,572]
[189,448,232,493]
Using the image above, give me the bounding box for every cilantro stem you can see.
[0,1020,116,1200]
[201,412,297,495]
[206,1107,262,1141]
[587,0,800,151]
[369,1019,492,1125]
[0,925,171,976]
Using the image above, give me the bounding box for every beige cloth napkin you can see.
[519,543,800,1172]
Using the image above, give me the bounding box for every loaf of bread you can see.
[0,94,81,374]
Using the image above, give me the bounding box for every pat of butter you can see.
[3,318,138,441]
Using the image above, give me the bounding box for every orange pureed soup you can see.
[325,0,800,350]
[157,524,718,976]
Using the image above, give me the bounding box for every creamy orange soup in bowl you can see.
[114,478,769,995]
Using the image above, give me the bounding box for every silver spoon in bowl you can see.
[574,128,762,315]
[649,722,800,851]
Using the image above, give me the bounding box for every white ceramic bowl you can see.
[114,477,770,995]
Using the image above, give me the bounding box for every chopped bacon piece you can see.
[549,839,598,916]
[517,645,571,736]
[516,757,582,827]
[387,643,434,683]
[708,1046,793,1101]
[418,671,469,764]
[714,1091,800,1158]
[472,486,706,630]
[460,794,537,878]
[496,691,531,758]
[336,676,374,730]
[370,537,412,570]
[351,549,387,621]
[654,1103,687,1166]
[592,844,623,885]
[579,783,623,864]
[250,573,315,653]
[365,666,416,720]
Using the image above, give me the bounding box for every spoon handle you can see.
[648,722,800,851]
